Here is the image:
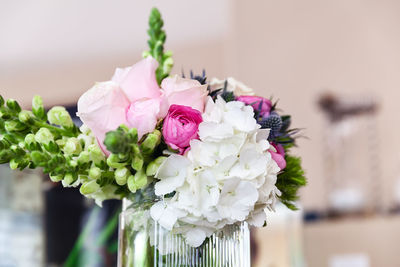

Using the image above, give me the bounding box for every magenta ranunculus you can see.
[163,105,203,154]
[236,95,272,117]
[269,143,286,170]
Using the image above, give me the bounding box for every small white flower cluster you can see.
[150,97,281,247]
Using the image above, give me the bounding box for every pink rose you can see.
[78,57,207,154]
[163,105,203,154]
[236,96,272,117]
[112,57,161,102]
[161,75,208,113]
[269,143,286,170]
[78,57,164,150]
[77,81,130,153]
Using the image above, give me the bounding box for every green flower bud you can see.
[132,144,140,155]
[18,141,25,149]
[0,95,4,106]
[80,180,100,195]
[17,160,29,170]
[9,159,19,170]
[79,124,91,135]
[18,110,34,124]
[62,173,76,187]
[35,128,54,145]
[115,167,129,186]
[49,173,63,182]
[88,144,105,164]
[43,141,60,153]
[89,166,102,180]
[128,128,138,143]
[32,95,46,120]
[127,175,137,193]
[56,138,67,148]
[0,110,7,120]
[47,106,74,128]
[4,120,27,132]
[0,118,4,131]
[68,159,78,168]
[142,50,151,58]
[0,150,13,164]
[119,124,130,133]
[0,141,5,150]
[131,155,144,172]
[106,154,125,168]
[78,175,89,183]
[2,133,20,144]
[10,144,25,156]
[163,57,174,74]
[6,99,21,113]
[77,151,90,164]
[104,129,130,154]
[0,138,11,149]
[30,151,50,166]
[164,50,173,57]
[63,138,82,155]
[134,169,148,189]
[25,134,36,145]
[140,130,161,154]
[146,156,167,176]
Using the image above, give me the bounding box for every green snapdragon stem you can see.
[63,207,120,267]
[95,208,120,248]
[64,208,100,267]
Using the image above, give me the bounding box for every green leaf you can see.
[276,155,307,210]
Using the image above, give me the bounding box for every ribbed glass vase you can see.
[118,199,251,267]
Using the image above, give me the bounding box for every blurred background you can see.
[1,0,400,266]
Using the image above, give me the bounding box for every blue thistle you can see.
[260,114,282,135]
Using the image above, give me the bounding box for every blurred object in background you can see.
[318,92,380,216]
[252,203,305,267]
[0,166,44,266]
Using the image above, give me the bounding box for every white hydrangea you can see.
[151,97,281,247]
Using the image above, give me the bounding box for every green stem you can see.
[64,207,101,267]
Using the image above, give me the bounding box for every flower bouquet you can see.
[0,8,306,267]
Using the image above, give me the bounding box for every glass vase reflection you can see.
[118,199,251,267]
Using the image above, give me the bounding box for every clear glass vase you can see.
[118,198,251,267]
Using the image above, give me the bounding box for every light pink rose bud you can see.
[236,95,272,117]
[126,97,166,139]
[161,75,208,113]
[269,143,286,170]
[162,105,203,154]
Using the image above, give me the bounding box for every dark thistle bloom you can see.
[260,114,283,136]
[182,69,208,85]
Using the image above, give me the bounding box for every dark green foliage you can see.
[276,155,307,210]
